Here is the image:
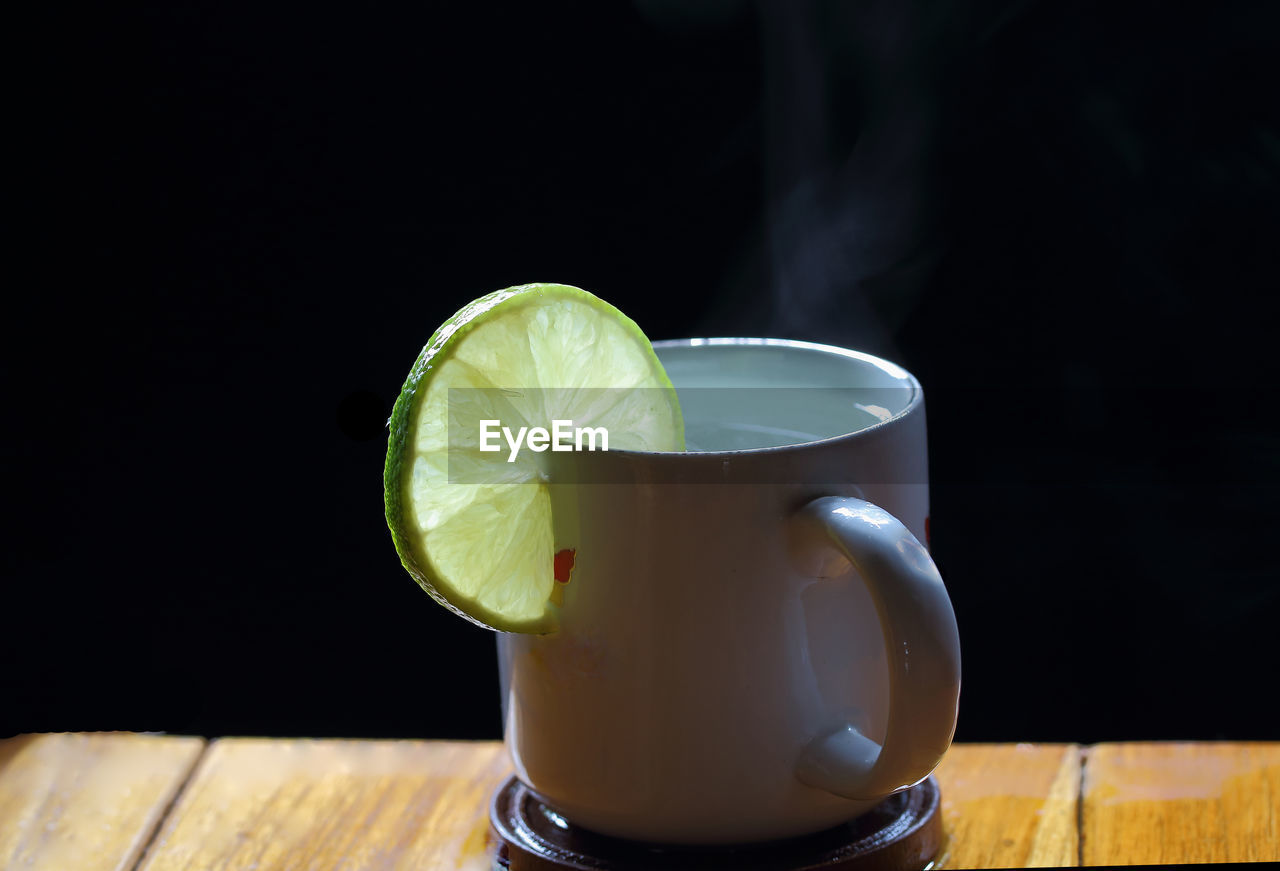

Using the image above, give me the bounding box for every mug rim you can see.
[618,337,924,458]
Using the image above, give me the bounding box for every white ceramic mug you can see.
[497,338,961,845]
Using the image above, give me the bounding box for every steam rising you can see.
[637,0,946,351]
[758,1,943,351]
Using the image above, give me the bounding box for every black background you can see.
[7,1,1278,743]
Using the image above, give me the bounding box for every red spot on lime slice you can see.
[554,548,576,583]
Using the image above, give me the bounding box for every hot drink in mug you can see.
[498,338,961,845]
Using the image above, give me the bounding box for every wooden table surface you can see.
[1,735,1275,869]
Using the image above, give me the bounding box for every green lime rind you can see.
[383,287,539,631]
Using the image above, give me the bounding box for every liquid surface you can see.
[679,396,890,451]
[657,341,916,451]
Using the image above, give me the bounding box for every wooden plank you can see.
[0,732,205,871]
[19,737,1277,867]
[136,738,510,871]
[932,743,1081,868]
[1081,741,1280,865]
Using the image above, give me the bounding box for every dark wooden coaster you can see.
[490,775,943,871]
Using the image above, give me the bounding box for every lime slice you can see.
[383,283,684,633]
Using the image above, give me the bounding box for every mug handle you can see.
[793,496,962,800]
